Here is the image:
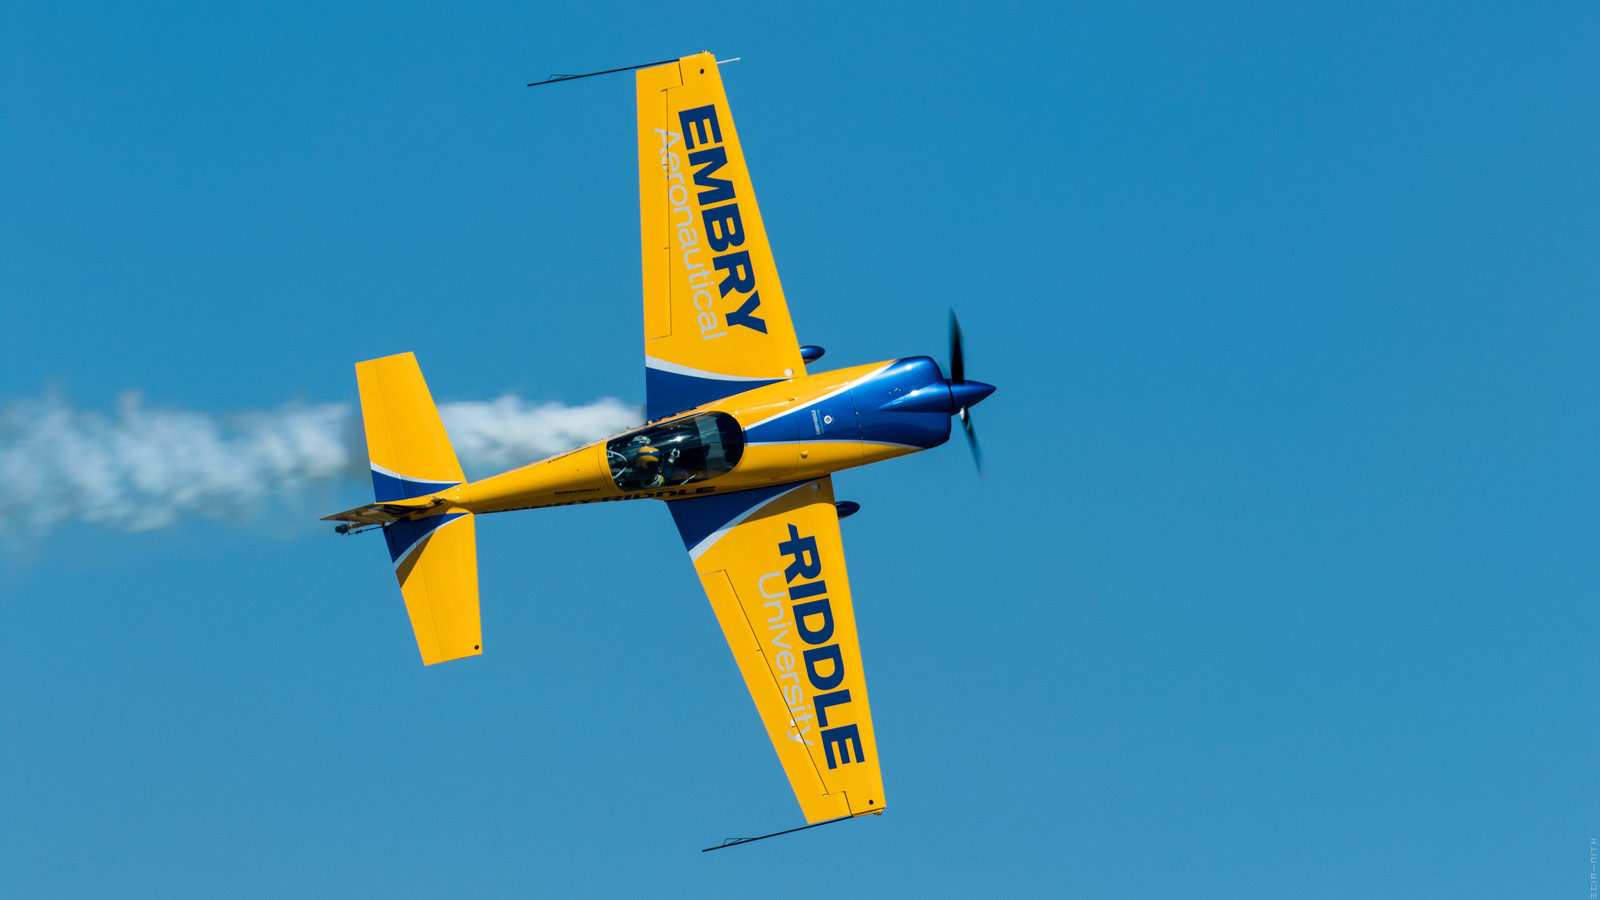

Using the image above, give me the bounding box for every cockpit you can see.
[606,411,746,492]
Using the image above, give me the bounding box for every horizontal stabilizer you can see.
[357,352,465,501]
[390,510,482,665]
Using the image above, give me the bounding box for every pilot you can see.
[634,445,667,488]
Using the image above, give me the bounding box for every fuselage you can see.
[420,356,959,517]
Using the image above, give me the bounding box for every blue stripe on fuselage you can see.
[744,389,861,445]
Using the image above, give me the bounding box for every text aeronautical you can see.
[655,103,767,341]
[756,523,865,770]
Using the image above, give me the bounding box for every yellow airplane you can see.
[325,51,994,841]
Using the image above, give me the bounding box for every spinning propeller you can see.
[945,310,994,476]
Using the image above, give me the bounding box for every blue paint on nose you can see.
[849,357,954,450]
[949,380,995,410]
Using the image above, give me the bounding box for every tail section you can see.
[352,353,482,665]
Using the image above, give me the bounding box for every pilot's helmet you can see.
[636,446,661,468]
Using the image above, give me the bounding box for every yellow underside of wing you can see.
[689,477,884,822]
[636,52,805,383]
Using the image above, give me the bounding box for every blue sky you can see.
[2,2,1596,896]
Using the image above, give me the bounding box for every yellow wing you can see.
[667,477,884,823]
[637,52,805,420]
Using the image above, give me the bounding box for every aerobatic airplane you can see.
[325,51,994,843]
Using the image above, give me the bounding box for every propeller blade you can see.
[949,309,985,477]
[962,408,983,477]
[948,309,965,384]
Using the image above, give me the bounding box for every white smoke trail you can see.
[0,392,642,540]
[439,395,640,474]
